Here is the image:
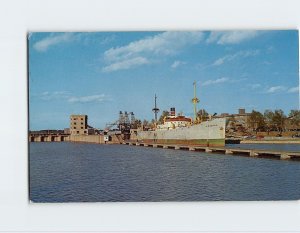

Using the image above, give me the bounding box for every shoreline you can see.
[241,140,300,144]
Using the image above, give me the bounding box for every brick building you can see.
[70,115,88,135]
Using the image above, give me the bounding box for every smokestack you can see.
[170,107,176,116]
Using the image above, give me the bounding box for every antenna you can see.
[152,94,160,123]
[191,81,200,121]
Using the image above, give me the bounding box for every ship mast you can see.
[152,94,160,124]
[191,81,200,122]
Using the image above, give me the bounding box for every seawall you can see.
[69,135,104,143]
[29,134,123,144]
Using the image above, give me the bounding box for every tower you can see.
[152,94,160,123]
[70,114,88,135]
[191,81,200,121]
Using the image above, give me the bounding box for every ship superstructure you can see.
[136,82,226,147]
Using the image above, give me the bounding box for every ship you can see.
[136,82,226,147]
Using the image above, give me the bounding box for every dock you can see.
[123,142,300,161]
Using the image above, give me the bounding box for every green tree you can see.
[248,110,265,133]
[158,110,169,124]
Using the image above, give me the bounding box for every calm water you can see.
[29,142,300,202]
[227,143,300,152]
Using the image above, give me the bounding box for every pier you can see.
[123,142,300,161]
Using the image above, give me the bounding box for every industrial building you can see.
[70,114,88,135]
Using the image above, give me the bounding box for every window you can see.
[74,122,76,125]
[81,122,83,125]
[81,118,83,120]
[77,131,79,134]
[81,127,83,129]
[74,127,76,129]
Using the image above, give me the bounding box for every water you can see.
[29,142,300,202]
[226,143,300,152]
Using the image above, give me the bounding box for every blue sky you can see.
[29,30,299,130]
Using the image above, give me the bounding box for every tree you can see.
[197,109,209,121]
[131,119,142,129]
[143,119,149,127]
[273,109,286,133]
[150,119,156,128]
[248,110,265,133]
[158,110,169,124]
[288,110,300,129]
[264,110,275,134]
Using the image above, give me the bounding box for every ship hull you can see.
[137,118,226,147]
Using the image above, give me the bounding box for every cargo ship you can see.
[136,82,226,147]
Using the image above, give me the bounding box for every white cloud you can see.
[171,60,186,69]
[32,91,70,100]
[263,61,272,65]
[288,86,299,93]
[212,58,225,66]
[33,91,110,103]
[68,94,110,103]
[102,31,204,72]
[266,86,287,93]
[248,84,262,89]
[102,57,150,72]
[207,31,260,45]
[202,77,229,86]
[33,33,75,52]
[100,35,116,45]
[212,50,260,66]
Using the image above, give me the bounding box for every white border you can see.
[0,0,300,232]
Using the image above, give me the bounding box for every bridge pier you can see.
[280,153,291,160]
[250,150,258,157]
[205,147,212,153]
[225,149,233,154]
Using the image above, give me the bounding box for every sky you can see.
[29,30,299,130]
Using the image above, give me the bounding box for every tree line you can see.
[247,109,300,133]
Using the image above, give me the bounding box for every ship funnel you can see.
[170,107,176,116]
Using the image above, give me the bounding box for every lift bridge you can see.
[105,111,135,134]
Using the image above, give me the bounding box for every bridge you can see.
[29,134,70,142]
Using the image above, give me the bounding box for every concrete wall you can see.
[69,135,104,144]
[29,134,124,144]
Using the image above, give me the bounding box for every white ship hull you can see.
[137,118,226,147]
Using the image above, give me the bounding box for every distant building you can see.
[220,113,229,117]
[64,128,70,135]
[70,115,88,135]
[216,108,251,131]
[238,108,246,115]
